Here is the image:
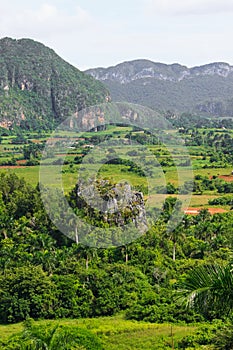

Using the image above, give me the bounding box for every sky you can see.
[1,0,233,70]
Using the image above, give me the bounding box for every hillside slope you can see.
[0,37,109,130]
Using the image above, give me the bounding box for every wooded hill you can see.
[86,59,233,116]
[0,38,109,131]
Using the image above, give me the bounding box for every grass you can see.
[0,128,232,203]
[165,167,232,187]
[1,163,232,204]
[0,166,40,187]
[0,323,24,342]
[185,194,220,207]
[147,194,221,208]
[0,163,162,193]
[0,316,198,349]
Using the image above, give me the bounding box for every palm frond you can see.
[177,263,233,317]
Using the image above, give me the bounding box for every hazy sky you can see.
[1,0,233,70]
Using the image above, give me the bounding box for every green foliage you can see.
[126,288,203,323]
[177,322,221,349]
[1,49,233,350]
[0,171,233,347]
[0,173,40,219]
[181,175,233,195]
[209,195,233,206]
[213,321,233,350]
[0,266,56,323]
[23,143,44,160]
[0,317,199,350]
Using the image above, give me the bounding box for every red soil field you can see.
[16,160,27,165]
[0,165,24,169]
[218,175,233,182]
[184,207,227,215]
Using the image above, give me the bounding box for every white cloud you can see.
[0,3,93,39]
[145,0,233,15]
[1,0,233,70]
[36,4,58,21]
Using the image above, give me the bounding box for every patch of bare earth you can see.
[16,160,27,165]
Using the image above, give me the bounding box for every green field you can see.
[0,316,200,349]
[0,126,232,208]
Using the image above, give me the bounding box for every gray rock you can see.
[74,179,147,230]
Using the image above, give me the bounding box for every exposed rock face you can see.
[86,60,233,84]
[73,179,147,231]
[70,108,106,131]
[67,104,142,132]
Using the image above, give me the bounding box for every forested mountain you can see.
[0,38,109,130]
[86,60,233,116]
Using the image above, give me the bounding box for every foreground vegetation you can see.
[0,170,233,348]
[0,316,199,349]
[0,116,233,349]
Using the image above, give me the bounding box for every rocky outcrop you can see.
[72,179,147,231]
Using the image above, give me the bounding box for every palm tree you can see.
[178,263,233,318]
[162,225,185,261]
[178,264,233,350]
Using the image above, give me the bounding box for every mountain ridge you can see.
[86,59,233,84]
[85,59,233,116]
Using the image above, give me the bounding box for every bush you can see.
[209,195,233,206]
[2,322,103,350]
[0,266,56,323]
[126,289,203,324]
[178,322,224,349]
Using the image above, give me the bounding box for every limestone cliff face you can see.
[86,60,233,84]
[72,179,147,231]
[67,104,141,132]
[70,108,106,131]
